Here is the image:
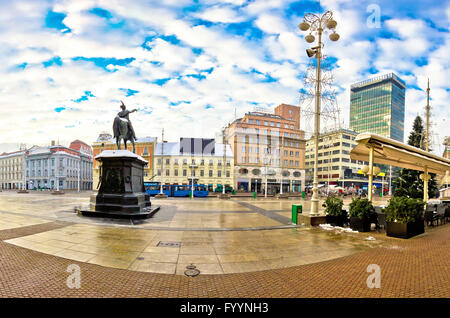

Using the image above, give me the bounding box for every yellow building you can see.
[154,138,234,190]
[305,129,387,189]
[91,133,156,189]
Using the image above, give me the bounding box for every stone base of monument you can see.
[17,190,29,193]
[155,193,168,198]
[218,193,231,199]
[51,190,65,195]
[81,150,159,219]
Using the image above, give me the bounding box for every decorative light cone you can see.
[299,21,310,31]
[420,173,431,181]
[329,32,340,41]
[373,166,381,176]
[305,34,315,43]
[362,165,369,174]
[326,19,337,29]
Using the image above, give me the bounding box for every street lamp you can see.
[299,11,340,215]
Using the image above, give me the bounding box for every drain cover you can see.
[184,264,200,277]
[136,257,144,260]
[157,241,181,248]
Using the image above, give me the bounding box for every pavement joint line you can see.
[232,200,293,225]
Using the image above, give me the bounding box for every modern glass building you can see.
[350,73,406,142]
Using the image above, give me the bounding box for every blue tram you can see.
[144,182,209,197]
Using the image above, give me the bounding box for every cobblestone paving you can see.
[0,221,448,297]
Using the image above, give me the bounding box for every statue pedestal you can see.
[80,150,157,218]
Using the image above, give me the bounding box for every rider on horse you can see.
[116,101,137,140]
[113,101,138,152]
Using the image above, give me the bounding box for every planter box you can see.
[326,210,348,227]
[386,220,424,239]
[349,216,371,232]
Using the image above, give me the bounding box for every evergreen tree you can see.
[393,116,438,198]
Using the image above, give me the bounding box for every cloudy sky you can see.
[0,0,448,155]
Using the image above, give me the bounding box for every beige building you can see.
[0,149,28,190]
[154,138,234,190]
[224,104,306,194]
[305,129,387,189]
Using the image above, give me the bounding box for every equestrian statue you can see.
[113,100,137,153]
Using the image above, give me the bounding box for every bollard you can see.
[291,204,303,224]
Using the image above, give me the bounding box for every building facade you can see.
[25,141,93,190]
[0,149,28,190]
[350,73,406,142]
[305,129,387,189]
[91,133,156,189]
[154,138,234,190]
[224,104,306,194]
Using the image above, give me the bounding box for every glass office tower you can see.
[350,73,405,142]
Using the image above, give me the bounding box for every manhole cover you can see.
[184,264,200,277]
[157,241,181,248]
[136,257,145,260]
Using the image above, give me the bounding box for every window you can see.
[255,120,260,125]
[165,169,170,176]
[209,159,213,165]
[183,170,187,176]
[295,151,299,157]
[226,171,230,178]
[200,170,204,177]
[290,125,294,129]
[218,170,222,177]
[289,160,293,166]
[209,170,213,177]
[183,159,187,164]
[174,159,179,164]
[249,119,254,124]
[284,150,288,156]
[157,169,161,176]
[264,121,268,126]
[166,159,170,165]
[241,157,246,163]
[242,146,246,152]
[295,161,299,166]
[174,170,178,176]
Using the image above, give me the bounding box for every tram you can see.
[144,182,209,197]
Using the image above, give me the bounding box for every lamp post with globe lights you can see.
[299,11,340,215]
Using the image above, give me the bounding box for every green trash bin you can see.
[253,192,257,199]
[301,191,306,198]
[291,204,303,224]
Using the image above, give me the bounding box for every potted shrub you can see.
[323,195,346,226]
[348,197,374,232]
[383,196,425,239]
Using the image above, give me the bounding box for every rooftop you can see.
[350,73,406,90]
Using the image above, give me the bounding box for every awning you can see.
[350,133,450,175]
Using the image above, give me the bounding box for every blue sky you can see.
[0,0,449,155]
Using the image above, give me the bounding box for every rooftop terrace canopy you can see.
[350,133,450,175]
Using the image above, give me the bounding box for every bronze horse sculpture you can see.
[113,101,137,153]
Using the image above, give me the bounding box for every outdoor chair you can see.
[376,212,386,230]
[445,206,450,223]
[424,210,439,227]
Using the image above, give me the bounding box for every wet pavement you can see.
[0,191,386,275]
